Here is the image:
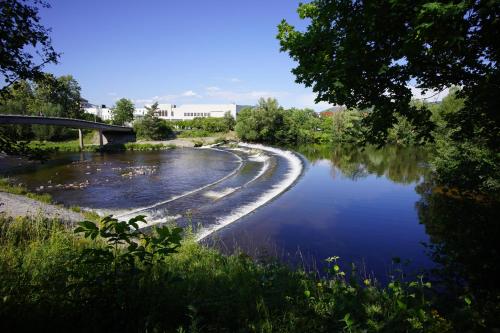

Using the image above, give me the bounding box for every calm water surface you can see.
[3,143,498,303]
[4,144,496,285]
[210,145,434,278]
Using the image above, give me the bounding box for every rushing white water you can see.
[106,144,302,236]
[203,187,238,199]
[196,143,303,241]
[115,149,243,220]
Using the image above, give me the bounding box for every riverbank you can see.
[0,214,462,332]
[0,178,99,222]
[0,191,84,223]
[27,131,238,152]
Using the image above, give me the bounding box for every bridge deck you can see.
[0,115,133,132]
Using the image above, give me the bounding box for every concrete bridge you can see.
[0,114,135,149]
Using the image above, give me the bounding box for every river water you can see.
[4,143,496,284]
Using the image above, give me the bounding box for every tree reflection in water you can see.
[296,144,430,184]
[416,181,500,328]
[297,144,499,327]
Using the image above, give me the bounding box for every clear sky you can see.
[37,0,334,110]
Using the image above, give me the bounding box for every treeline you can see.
[236,98,332,144]
[235,95,450,146]
[0,75,92,141]
[235,91,499,198]
[172,112,235,135]
[132,102,236,140]
[235,97,422,146]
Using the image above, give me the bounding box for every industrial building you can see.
[84,103,245,122]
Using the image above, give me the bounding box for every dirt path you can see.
[0,192,84,223]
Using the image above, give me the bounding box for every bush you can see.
[387,113,418,145]
[177,129,212,138]
[331,109,365,143]
[171,112,235,135]
[0,215,473,332]
[134,116,173,140]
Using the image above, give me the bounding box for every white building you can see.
[84,102,246,122]
[84,105,113,121]
[134,103,245,121]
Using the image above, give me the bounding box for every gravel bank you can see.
[0,192,84,223]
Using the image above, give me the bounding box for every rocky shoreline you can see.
[0,191,84,223]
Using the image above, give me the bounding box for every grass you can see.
[1,179,100,223]
[123,142,176,151]
[28,140,176,152]
[0,178,52,203]
[177,129,225,138]
[0,214,481,332]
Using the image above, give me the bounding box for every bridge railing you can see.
[0,114,133,132]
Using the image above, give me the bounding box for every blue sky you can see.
[37,0,334,110]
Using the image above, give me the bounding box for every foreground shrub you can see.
[0,215,486,332]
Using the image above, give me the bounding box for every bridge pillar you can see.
[78,129,84,151]
[98,129,104,147]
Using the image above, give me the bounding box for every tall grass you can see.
[0,215,473,332]
[0,178,52,203]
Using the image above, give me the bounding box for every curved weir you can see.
[121,144,303,239]
[114,148,244,220]
[195,143,303,240]
[6,143,303,240]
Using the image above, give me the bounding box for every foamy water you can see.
[97,144,302,237]
[114,149,243,220]
[196,143,303,240]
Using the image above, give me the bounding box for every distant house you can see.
[133,103,245,121]
[319,106,346,117]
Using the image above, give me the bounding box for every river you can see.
[2,143,497,286]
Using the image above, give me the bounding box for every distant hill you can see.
[319,106,346,117]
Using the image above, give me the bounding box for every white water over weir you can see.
[195,143,303,241]
[109,143,303,240]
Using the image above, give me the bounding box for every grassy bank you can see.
[0,214,482,332]
[0,178,52,203]
[0,178,99,222]
[28,140,176,152]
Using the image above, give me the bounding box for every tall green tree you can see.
[278,0,499,195]
[235,98,285,143]
[277,0,498,143]
[0,0,59,97]
[134,102,172,140]
[111,98,135,125]
[31,74,83,119]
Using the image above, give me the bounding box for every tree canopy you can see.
[0,0,59,96]
[277,0,499,144]
[111,98,135,125]
[133,102,173,140]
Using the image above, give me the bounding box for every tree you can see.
[1,75,85,141]
[235,98,286,143]
[0,0,59,97]
[31,74,83,119]
[0,0,59,156]
[223,111,236,131]
[277,1,499,145]
[111,98,135,125]
[133,102,172,140]
[331,110,365,143]
[278,0,499,195]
